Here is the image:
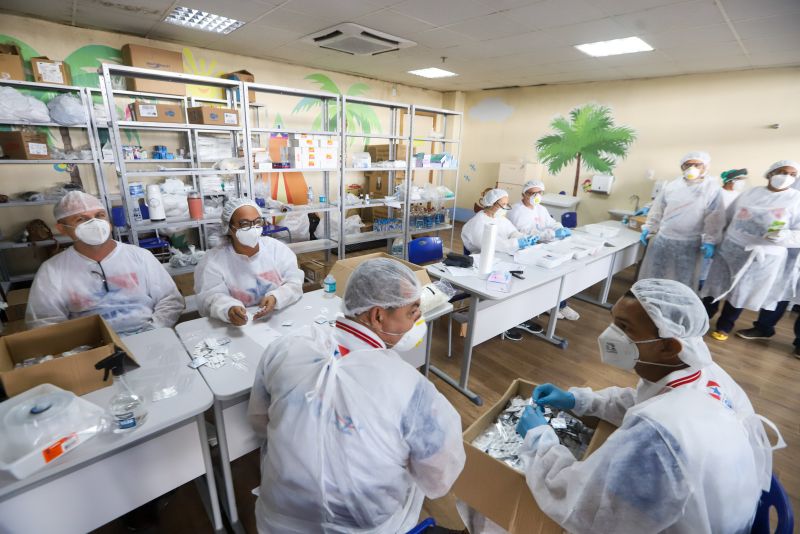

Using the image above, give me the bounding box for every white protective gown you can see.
[520,363,780,534]
[247,317,465,534]
[765,178,800,305]
[507,201,562,241]
[25,242,184,335]
[701,186,800,310]
[194,236,304,322]
[639,176,726,289]
[720,188,741,209]
[461,211,524,254]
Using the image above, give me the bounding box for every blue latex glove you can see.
[555,227,571,239]
[517,237,530,250]
[639,228,650,246]
[527,235,539,246]
[533,383,576,410]
[516,405,547,437]
[634,206,650,216]
[700,243,715,259]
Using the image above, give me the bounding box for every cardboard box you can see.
[30,57,71,85]
[0,315,138,398]
[0,44,25,81]
[4,288,29,322]
[187,106,240,126]
[366,143,407,163]
[121,44,185,96]
[300,260,327,284]
[365,171,404,197]
[628,215,648,231]
[453,378,616,534]
[319,147,338,169]
[222,69,255,101]
[328,252,432,299]
[0,131,48,160]
[130,102,185,124]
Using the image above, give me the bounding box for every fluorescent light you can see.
[408,67,458,79]
[164,6,245,34]
[575,37,653,57]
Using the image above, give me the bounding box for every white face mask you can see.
[384,318,426,352]
[598,324,685,370]
[74,218,111,246]
[733,180,746,192]
[683,166,702,181]
[769,174,796,191]
[235,227,261,248]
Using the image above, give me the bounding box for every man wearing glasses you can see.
[194,197,304,326]
[26,191,184,335]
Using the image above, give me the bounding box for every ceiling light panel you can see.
[408,67,458,78]
[164,6,245,34]
[575,36,653,57]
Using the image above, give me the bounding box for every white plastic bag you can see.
[47,94,86,125]
[0,86,50,123]
[278,211,310,241]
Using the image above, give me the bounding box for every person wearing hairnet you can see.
[462,188,541,339]
[26,191,184,335]
[719,168,749,209]
[639,151,725,289]
[247,258,465,533]
[701,160,800,341]
[194,197,303,326]
[515,279,783,534]
[508,180,579,321]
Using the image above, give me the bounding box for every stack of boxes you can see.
[287,134,338,170]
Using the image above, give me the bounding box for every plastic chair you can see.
[262,223,292,242]
[751,474,794,534]
[561,211,577,228]
[406,517,436,534]
[408,237,444,265]
[463,246,471,255]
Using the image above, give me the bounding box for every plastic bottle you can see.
[323,274,336,297]
[94,348,147,433]
[391,238,404,257]
[307,186,314,206]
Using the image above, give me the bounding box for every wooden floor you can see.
[93,224,800,533]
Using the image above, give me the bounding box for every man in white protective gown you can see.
[247,257,465,533]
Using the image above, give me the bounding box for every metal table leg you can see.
[574,251,618,309]
[194,413,225,533]
[423,321,434,377]
[430,294,483,405]
[534,276,569,349]
[213,400,242,531]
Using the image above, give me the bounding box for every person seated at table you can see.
[508,180,580,321]
[26,191,184,335]
[194,197,303,326]
[248,258,465,533]
[514,279,781,534]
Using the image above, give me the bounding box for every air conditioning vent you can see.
[302,23,416,56]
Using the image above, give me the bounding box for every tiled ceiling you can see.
[2,0,799,90]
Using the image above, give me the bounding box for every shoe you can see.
[710,331,729,341]
[517,320,543,334]
[794,346,800,359]
[502,328,523,341]
[560,305,580,321]
[735,328,772,340]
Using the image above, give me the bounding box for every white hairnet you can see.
[342,258,421,316]
[221,197,261,233]
[764,159,800,177]
[680,151,711,166]
[630,278,712,368]
[482,188,509,207]
[522,180,545,193]
[53,191,104,221]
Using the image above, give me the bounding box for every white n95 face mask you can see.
[769,174,795,191]
[235,227,261,248]
[683,166,702,181]
[75,218,111,246]
[598,324,684,370]
[387,318,427,352]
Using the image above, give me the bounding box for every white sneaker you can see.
[560,305,580,321]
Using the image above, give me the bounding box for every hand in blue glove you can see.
[518,237,530,250]
[527,235,539,246]
[639,228,650,247]
[634,206,650,217]
[700,243,715,259]
[555,227,571,239]
[533,383,576,410]
[516,405,547,438]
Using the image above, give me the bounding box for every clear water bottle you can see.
[391,238,404,257]
[94,349,147,433]
[323,274,336,297]
[307,186,314,206]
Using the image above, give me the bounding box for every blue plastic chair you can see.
[561,211,577,228]
[408,237,443,265]
[406,517,436,534]
[261,223,291,242]
[751,474,794,534]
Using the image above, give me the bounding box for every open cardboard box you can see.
[0,315,138,399]
[453,378,616,534]
[327,252,432,299]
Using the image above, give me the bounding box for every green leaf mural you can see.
[64,44,122,89]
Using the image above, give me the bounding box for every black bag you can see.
[444,252,473,268]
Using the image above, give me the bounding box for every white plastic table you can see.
[175,288,449,530]
[0,328,222,534]
[427,220,641,405]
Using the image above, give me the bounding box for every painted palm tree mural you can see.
[292,74,381,142]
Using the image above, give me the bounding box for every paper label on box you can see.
[223,112,237,124]
[42,433,78,463]
[139,104,158,118]
[27,142,47,155]
[209,112,219,120]
[38,62,65,84]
